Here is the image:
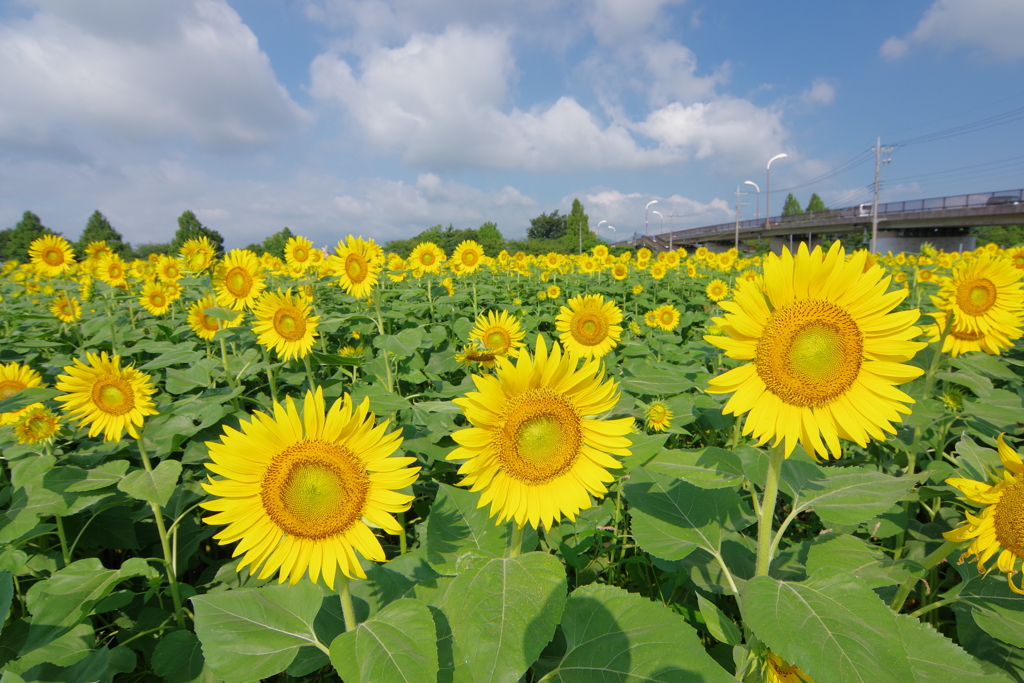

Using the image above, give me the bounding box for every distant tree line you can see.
[781,193,828,216]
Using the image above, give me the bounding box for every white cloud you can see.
[0,0,309,154]
[310,26,674,172]
[800,78,836,106]
[641,41,728,107]
[634,97,789,174]
[881,0,1024,61]
[587,0,688,45]
[582,189,731,235]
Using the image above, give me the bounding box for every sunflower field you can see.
[1,232,1024,683]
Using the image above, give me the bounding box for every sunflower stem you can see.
[337,574,358,632]
[136,435,186,629]
[472,280,479,318]
[755,443,785,577]
[508,523,524,558]
[890,539,958,612]
[54,516,70,568]
[218,335,240,412]
[303,354,317,391]
[264,349,279,405]
[397,512,408,554]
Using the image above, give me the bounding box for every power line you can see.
[770,149,874,194]
[884,89,1024,138]
[891,106,1024,147]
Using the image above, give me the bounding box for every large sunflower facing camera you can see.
[705,242,926,460]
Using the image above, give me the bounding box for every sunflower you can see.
[200,388,419,586]
[650,263,667,280]
[252,289,320,361]
[632,284,644,295]
[139,282,173,316]
[611,263,629,281]
[1008,248,1024,271]
[447,336,633,529]
[0,362,45,426]
[643,310,659,328]
[455,346,501,367]
[214,249,266,311]
[555,294,623,359]
[14,405,60,445]
[652,304,681,332]
[84,241,112,261]
[180,237,216,272]
[932,253,1024,336]
[705,242,926,459]
[645,402,673,432]
[442,277,455,296]
[467,310,526,366]
[387,255,408,283]
[452,240,485,274]
[944,434,1024,593]
[333,236,381,299]
[285,236,316,271]
[188,296,243,341]
[95,255,128,288]
[925,311,1021,357]
[49,294,81,323]
[547,285,561,299]
[55,352,158,442]
[765,652,815,683]
[706,279,729,302]
[29,235,75,277]
[156,255,183,283]
[409,242,445,274]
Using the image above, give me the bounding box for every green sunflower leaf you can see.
[625,466,753,562]
[543,584,733,682]
[191,581,325,682]
[0,388,61,414]
[329,597,438,683]
[444,551,567,683]
[741,570,914,683]
[116,459,182,508]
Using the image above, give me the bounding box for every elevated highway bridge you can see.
[612,188,1024,253]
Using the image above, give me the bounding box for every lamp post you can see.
[645,200,658,238]
[765,154,787,230]
[605,224,616,241]
[744,180,760,219]
[652,210,663,247]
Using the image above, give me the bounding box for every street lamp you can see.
[765,154,787,230]
[744,180,760,219]
[645,200,658,238]
[652,210,663,246]
[605,225,616,240]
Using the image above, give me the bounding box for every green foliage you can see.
[781,193,803,216]
[244,226,294,258]
[0,211,57,262]
[385,223,505,258]
[169,210,224,256]
[527,210,566,240]
[972,224,1024,248]
[75,211,131,258]
[132,242,173,259]
[805,193,828,213]
[330,599,438,683]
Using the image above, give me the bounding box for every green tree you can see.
[805,194,827,213]
[782,193,803,216]
[973,224,1024,248]
[0,211,57,262]
[133,243,172,259]
[527,210,566,240]
[245,227,295,258]
[169,210,224,256]
[477,221,504,255]
[564,199,590,253]
[76,210,131,258]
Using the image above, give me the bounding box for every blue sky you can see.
[1,0,1022,249]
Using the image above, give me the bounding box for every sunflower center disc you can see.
[496,388,582,484]
[994,479,1024,557]
[43,248,63,266]
[295,247,307,261]
[346,254,367,282]
[92,378,134,415]
[226,268,251,297]
[152,294,165,307]
[755,299,863,408]
[649,404,667,422]
[0,381,25,400]
[571,311,608,346]
[261,440,369,539]
[957,278,997,316]
[274,308,306,341]
[485,328,510,352]
[202,313,219,330]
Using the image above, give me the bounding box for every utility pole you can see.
[666,214,678,251]
[870,136,894,254]
[734,186,748,250]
